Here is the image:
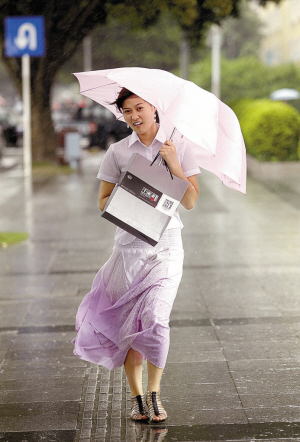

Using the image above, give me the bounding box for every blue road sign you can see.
[5,16,45,57]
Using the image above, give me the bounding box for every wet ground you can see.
[0,150,300,442]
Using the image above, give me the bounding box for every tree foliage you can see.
[189,56,300,104]
[58,13,187,80]
[0,0,283,161]
[222,0,263,59]
[183,0,281,45]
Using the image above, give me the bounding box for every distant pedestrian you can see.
[73,88,200,423]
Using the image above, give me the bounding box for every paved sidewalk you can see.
[0,151,300,441]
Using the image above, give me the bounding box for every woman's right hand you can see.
[98,181,116,211]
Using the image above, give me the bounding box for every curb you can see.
[246,154,300,181]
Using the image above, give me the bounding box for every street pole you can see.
[211,24,221,99]
[83,35,92,72]
[180,33,189,80]
[22,53,32,178]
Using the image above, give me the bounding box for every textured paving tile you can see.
[162,361,235,388]
[0,430,76,441]
[0,401,80,432]
[0,300,31,327]
[222,339,300,362]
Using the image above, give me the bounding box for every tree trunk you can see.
[31,80,57,162]
[30,61,57,162]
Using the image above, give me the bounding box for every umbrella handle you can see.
[169,127,177,140]
[150,127,177,165]
[150,153,173,179]
[150,127,176,179]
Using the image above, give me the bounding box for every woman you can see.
[73,88,200,423]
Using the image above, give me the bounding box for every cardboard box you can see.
[102,153,189,246]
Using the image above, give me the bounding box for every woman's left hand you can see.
[159,140,180,171]
[159,140,199,210]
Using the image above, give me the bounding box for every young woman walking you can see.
[73,88,199,423]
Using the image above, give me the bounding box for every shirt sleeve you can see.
[97,145,120,183]
[181,142,201,177]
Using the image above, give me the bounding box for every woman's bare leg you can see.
[124,348,144,396]
[147,360,163,392]
[124,348,147,420]
[147,360,166,422]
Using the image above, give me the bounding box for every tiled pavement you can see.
[0,151,300,441]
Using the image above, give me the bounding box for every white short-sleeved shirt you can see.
[97,125,200,245]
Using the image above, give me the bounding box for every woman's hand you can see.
[159,140,180,172]
[159,140,199,210]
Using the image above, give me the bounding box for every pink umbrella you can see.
[74,67,246,194]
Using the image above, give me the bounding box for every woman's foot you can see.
[146,391,168,423]
[130,394,148,422]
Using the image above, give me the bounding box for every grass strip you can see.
[0,232,29,247]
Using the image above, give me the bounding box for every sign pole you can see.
[22,53,32,177]
[211,24,221,99]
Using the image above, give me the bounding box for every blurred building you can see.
[253,0,300,65]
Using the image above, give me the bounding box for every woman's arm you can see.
[179,174,199,210]
[98,181,116,212]
[159,141,199,210]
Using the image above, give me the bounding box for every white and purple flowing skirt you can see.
[72,228,184,370]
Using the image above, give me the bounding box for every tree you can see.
[222,0,263,59]
[57,13,187,80]
[0,0,282,161]
[189,56,300,104]
[0,1,109,161]
[0,0,195,161]
[181,0,281,46]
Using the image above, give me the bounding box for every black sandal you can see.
[131,394,148,422]
[146,391,168,423]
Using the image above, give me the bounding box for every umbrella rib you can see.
[79,82,117,94]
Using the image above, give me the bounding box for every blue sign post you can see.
[5,17,45,177]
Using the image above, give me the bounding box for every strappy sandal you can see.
[146,391,168,423]
[131,394,148,422]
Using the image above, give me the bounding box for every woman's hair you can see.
[112,87,159,123]
[113,87,135,112]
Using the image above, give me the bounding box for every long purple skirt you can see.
[72,228,184,370]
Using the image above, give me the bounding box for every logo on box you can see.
[141,187,159,202]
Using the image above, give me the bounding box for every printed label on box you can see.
[155,194,179,217]
[120,172,163,208]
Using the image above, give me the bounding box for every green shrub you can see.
[189,56,300,104]
[230,99,300,161]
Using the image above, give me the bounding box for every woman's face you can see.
[122,95,156,136]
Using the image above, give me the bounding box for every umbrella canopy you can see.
[270,88,300,101]
[74,67,246,194]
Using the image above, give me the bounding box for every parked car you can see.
[0,107,20,147]
[74,104,132,149]
[0,126,4,163]
[52,106,91,149]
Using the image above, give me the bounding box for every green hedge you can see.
[229,99,300,161]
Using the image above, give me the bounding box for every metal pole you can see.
[83,35,92,71]
[211,24,221,99]
[22,53,32,177]
[180,35,189,80]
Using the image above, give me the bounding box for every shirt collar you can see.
[128,125,167,148]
